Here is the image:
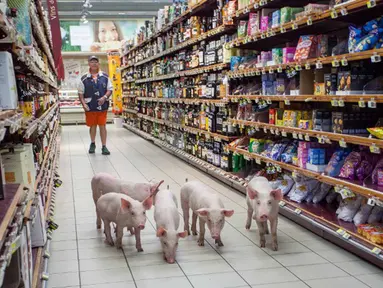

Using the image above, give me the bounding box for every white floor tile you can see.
[48,126,380,288]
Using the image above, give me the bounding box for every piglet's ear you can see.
[270,189,283,201]
[120,198,131,213]
[150,180,164,195]
[142,196,153,210]
[156,227,166,237]
[222,209,234,218]
[178,231,188,238]
[247,187,258,200]
[197,209,209,217]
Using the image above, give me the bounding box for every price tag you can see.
[337,228,345,236]
[331,99,338,107]
[261,33,266,39]
[339,139,347,148]
[318,136,325,144]
[368,99,377,108]
[245,7,249,14]
[252,35,258,41]
[295,64,302,71]
[367,198,376,206]
[307,17,313,26]
[270,129,275,134]
[276,165,282,172]
[275,129,280,136]
[292,171,299,178]
[292,22,298,30]
[244,155,250,161]
[254,3,259,9]
[305,63,311,70]
[367,0,376,8]
[338,99,345,107]
[263,127,268,133]
[298,134,304,140]
[341,58,348,66]
[370,144,381,154]
[266,99,272,104]
[294,208,302,215]
[262,68,266,75]
[282,131,287,137]
[277,66,283,73]
[340,8,348,16]
[332,59,340,67]
[256,70,261,76]
[305,134,310,142]
[331,9,338,19]
[284,99,291,105]
[292,132,298,139]
[256,158,261,165]
[280,26,286,33]
[279,201,286,207]
[236,11,240,17]
[342,233,351,240]
[260,0,267,6]
[269,68,274,74]
[371,247,382,255]
[371,54,381,63]
[358,100,366,108]
[270,30,276,36]
[316,61,323,69]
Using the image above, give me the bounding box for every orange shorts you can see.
[85,111,108,127]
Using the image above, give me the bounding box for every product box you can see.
[309,148,326,165]
[324,73,337,95]
[272,48,283,65]
[0,52,18,110]
[306,163,327,172]
[272,10,281,28]
[283,47,296,64]
[314,83,325,95]
[294,35,317,61]
[20,224,33,288]
[247,12,259,36]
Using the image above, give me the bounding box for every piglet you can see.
[181,181,234,247]
[92,172,164,229]
[246,176,282,251]
[154,189,187,264]
[96,192,153,251]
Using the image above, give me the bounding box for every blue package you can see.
[363,19,379,33]
[272,10,281,28]
[348,26,364,53]
[354,29,381,52]
[375,37,383,49]
[230,56,242,71]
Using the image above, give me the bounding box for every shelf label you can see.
[282,130,287,137]
[255,158,261,165]
[367,198,376,206]
[370,144,381,154]
[317,136,325,144]
[305,134,310,142]
[305,63,311,70]
[298,134,304,140]
[371,247,382,255]
[371,53,381,63]
[331,99,338,107]
[292,22,298,30]
[307,17,313,26]
[277,66,283,73]
[292,132,298,139]
[280,26,286,33]
[339,139,347,148]
[279,200,286,207]
[316,61,323,69]
[332,59,340,67]
[263,127,268,134]
[337,228,345,236]
[270,128,275,134]
[340,8,348,16]
[368,99,377,108]
[244,155,250,161]
[342,233,351,240]
[331,9,338,19]
[254,3,259,9]
[262,68,266,75]
[275,129,280,136]
[261,33,266,39]
[358,100,366,108]
[338,99,345,107]
[295,64,302,71]
[256,70,261,76]
[284,99,291,105]
[341,58,348,66]
[294,208,302,215]
[269,68,274,74]
[260,0,267,6]
[367,0,376,8]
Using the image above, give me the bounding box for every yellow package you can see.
[367,127,383,139]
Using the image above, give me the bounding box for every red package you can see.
[294,35,317,62]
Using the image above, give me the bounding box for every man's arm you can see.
[78,79,90,111]
[104,77,113,99]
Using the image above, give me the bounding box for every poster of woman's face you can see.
[60,19,146,52]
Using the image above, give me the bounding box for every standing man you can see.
[78,55,113,155]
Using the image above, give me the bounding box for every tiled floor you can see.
[49,125,383,288]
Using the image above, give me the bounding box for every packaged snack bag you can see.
[348,25,364,53]
[238,21,248,38]
[294,35,317,61]
[247,12,259,36]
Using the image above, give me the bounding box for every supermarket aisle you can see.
[48,125,382,288]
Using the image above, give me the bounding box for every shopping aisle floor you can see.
[49,125,382,288]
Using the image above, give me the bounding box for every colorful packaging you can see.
[317,34,329,57]
[272,10,281,28]
[348,25,364,53]
[247,12,259,36]
[238,21,248,38]
[269,108,276,124]
[280,7,292,24]
[272,48,283,64]
[314,83,325,95]
[294,35,317,61]
[367,127,383,139]
[354,29,381,52]
[260,16,269,31]
[283,47,296,64]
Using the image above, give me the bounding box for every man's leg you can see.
[98,111,110,155]
[86,112,97,154]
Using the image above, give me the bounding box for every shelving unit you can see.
[121,0,383,267]
[0,1,60,287]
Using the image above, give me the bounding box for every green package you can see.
[280,7,292,24]
[249,138,265,154]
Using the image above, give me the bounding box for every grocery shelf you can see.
[136,97,228,105]
[124,108,138,114]
[0,110,18,120]
[122,79,135,84]
[61,52,107,57]
[228,0,383,50]
[134,24,235,67]
[227,94,383,103]
[228,146,383,199]
[121,0,217,57]
[230,118,383,149]
[135,63,229,84]
[137,113,237,142]
[23,103,59,139]
[227,49,383,79]
[123,123,383,268]
[122,94,137,98]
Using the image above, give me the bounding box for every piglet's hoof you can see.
[192,230,198,236]
[260,240,266,248]
[136,247,144,252]
[197,239,204,246]
[245,224,251,230]
[105,239,114,246]
[215,239,224,247]
[115,243,122,249]
[97,224,101,229]
[129,228,135,235]
[272,242,278,251]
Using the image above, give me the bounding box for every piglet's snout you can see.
[137,224,145,230]
[260,214,268,221]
